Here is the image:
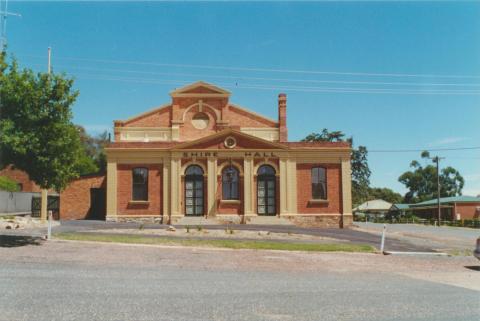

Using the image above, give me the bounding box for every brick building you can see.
[105,81,353,227]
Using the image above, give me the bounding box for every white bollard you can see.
[47,210,52,240]
[380,224,386,253]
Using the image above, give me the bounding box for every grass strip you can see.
[54,232,375,253]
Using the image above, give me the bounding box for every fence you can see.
[31,195,59,220]
[0,191,40,215]
[353,215,480,229]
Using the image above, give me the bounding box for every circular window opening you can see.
[224,136,237,149]
[191,112,210,130]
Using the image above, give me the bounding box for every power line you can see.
[27,63,480,88]
[71,74,480,95]
[369,146,480,153]
[19,53,480,79]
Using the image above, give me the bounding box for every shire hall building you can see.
[99,81,353,228]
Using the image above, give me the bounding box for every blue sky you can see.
[4,1,480,196]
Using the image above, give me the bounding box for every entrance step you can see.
[246,216,294,226]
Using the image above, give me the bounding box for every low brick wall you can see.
[60,174,106,220]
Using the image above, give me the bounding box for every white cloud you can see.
[429,137,469,147]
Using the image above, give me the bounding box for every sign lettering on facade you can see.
[182,152,277,158]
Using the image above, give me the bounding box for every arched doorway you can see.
[257,165,276,215]
[185,165,204,216]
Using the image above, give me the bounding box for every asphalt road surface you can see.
[1,238,479,321]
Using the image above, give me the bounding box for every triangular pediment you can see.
[173,129,287,150]
[170,81,231,97]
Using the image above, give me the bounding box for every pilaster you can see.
[341,157,352,217]
[106,160,118,220]
[162,157,171,223]
[207,157,217,217]
[280,157,297,215]
[170,157,181,216]
[243,157,255,215]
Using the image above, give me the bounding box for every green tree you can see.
[76,126,109,174]
[302,128,371,206]
[398,152,464,203]
[0,176,19,192]
[0,52,84,192]
[367,187,403,204]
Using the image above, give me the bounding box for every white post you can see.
[47,210,52,240]
[380,224,386,253]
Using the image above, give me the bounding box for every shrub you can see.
[0,176,19,192]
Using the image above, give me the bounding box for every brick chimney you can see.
[278,93,287,142]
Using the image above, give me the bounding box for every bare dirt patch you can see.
[91,227,346,243]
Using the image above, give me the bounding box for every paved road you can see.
[0,238,479,321]
[355,222,479,252]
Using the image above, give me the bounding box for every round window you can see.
[191,112,210,129]
[224,136,237,149]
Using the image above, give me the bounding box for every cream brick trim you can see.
[207,157,218,217]
[254,161,279,175]
[217,160,244,176]
[240,127,280,142]
[116,127,172,142]
[162,158,171,223]
[181,161,207,176]
[106,160,117,219]
[341,158,353,217]
[170,158,181,216]
[182,101,221,122]
[243,157,255,215]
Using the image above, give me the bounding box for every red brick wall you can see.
[455,203,480,219]
[60,175,106,220]
[216,175,244,215]
[124,106,171,127]
[0,166,41,192]
[296,163,342,214]
[117,164,162,216]
[278,94,287,142]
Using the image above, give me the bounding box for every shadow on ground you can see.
[464,265,480,272]
[0,235,43,248]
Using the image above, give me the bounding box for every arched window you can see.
[185,165,204,176]
[311,167,327,200]
[132,167,148,201]
[222,166,239,200]
[257,165,275,176]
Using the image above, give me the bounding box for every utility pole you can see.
[0,0,21,49]
[40,47,52,222]
[430,155,445,225]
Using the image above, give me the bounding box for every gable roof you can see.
[115,103,171,126]
[353,199,393,212]
[391,203,410,210]
[170,81,231,97]
[228,103,278,126]
[411,196,480,207]
[172,128,289,150]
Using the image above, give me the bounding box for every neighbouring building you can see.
[0,165,42,193]
[104,81,353,227]
[408,196,480,220]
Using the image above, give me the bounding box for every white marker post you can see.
[380,224,386,253]
[47,210,52,240]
